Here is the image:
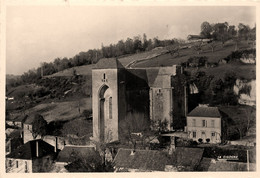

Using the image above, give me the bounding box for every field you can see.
[132,41,251,67]
[45,64,94,78]
[187,62,256,80]
[11,97,92,123]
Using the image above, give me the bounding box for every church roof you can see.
[187,105,221,118]
[93,58,124,69]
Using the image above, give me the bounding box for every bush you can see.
[198,138,203,143]
[206,138,210,143]
[82,109,92,119]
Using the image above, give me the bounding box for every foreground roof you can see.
[6,139,55,160]
[113,148,170,171]
[173,147,204,170]
[187,106,221,117]
[56,145,99,163]
[93,58,124,69]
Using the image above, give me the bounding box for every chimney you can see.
[36,141,39,157]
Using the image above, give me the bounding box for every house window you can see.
[211,120,215,128]
[211,132,215,137]
[202,120,207,127]
[192,131,196,138]
[202,131,205,135]
[109,97,112,119]
[27,125,29,129]
[9,160,12,167]
[192,119,196,127]
[25,161,28,172]
[16,161,18,168]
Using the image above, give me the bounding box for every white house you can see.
[186,105,221,143]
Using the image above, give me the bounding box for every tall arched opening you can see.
[99,85,112,142]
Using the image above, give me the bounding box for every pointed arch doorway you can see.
[99,85,112,143]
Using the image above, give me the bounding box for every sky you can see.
[6,6,256,75]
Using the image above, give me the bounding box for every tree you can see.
[228,106,256,140]
[192,42,203,54]
[223,71,237,89]
[207,41,218,52]
[133,36,143,52]
[119,112,150,145]
[200,21,213,38]
[64,149,114,172]
[232,36,240,51]
[32,114,47,139]
[142,33,149,50]
[212,22,229,47]
[238,23,251,42]
[228,25,237,39]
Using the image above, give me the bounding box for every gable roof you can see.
[6,139,55,160]
[56,145,99,163]
[187,106,221,118]
[14,115,28,123]
[113,148,170,171]
[93,58,124,69]
[172,147,204,170]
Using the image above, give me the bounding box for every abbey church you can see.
[92,58,186,143]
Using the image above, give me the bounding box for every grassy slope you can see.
[133,41,250,66]
[46,40,254,81]
[6,84,42,97]
[45,47,169,77]
[133,41,255,80]
[20,98,92,123]
[187,62,256,80]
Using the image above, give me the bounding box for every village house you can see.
[6,137,23,155]
[55,145,100,171]
[6,115,28,128]
[23,115,41,144]
[186,104,222,143]
[6,139,55,173]
[12,115,28,128]
[92,58,186,143]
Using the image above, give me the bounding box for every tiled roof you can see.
[24,115,35,124]
[173,147,204,170]
[56,145,99,163]
[6,139,55,160]
[93,58,124,69]
[187,106,221,117]
[113,148,171,171]
[14,115,28,122]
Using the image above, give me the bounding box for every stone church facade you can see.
[92,58,186,143]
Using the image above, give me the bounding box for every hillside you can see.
[44,40,255,81]
[132,41,250,67]
[10,98,92,123]
[44,47,169,78]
